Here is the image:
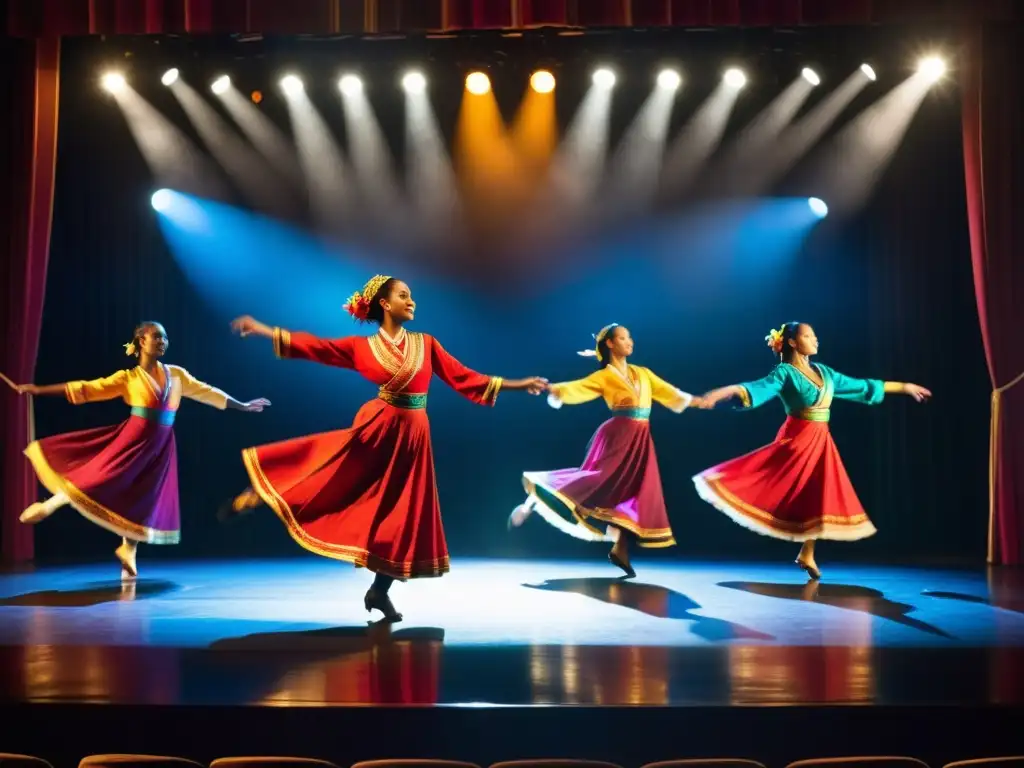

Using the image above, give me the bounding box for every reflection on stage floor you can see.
[0,558,1021,706]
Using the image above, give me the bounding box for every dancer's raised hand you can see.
[231,315,273,339]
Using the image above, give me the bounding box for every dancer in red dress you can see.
[227,275,547,621]
[15,321,270,576]
[508,324,706,577]
[693,322,930,579]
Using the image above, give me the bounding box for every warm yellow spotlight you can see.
[466,71,491,95]
[801,67,821,86]
[918,56,946,83]
[102,72,126,93]
[161,68,179,86]
[860,63,877,81]
[530,70,556,93]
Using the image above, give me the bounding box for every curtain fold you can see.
[962,23,1024,566]
[0,36,60,565]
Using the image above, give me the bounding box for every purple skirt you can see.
[24,414,180,544]
[522,415,675,547]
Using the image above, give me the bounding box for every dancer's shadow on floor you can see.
[0,578,177,607]
[525,577,774,642]
[922,590,1024,615]
[719,580,953,639]
[210,623,445,652]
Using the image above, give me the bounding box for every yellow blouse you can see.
[548,364,692,414]
[64,364,228,411]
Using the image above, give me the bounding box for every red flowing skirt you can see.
[522,416,675,547]
[23,416,180,543]
[242,399,448,579]
[693,416,877,542]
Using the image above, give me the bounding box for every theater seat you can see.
[353,762,480,768]
[79,756,204,768]
[786,758,930,768]
[0,755,54,768]
[213,760,341,768]
[643,760,767,768]
[490,761,623,768]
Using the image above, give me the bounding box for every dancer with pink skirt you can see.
[508,324,706,577]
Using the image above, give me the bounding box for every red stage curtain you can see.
[4,0,1016,35]
[962,23,1024,566]
[0,36,60,565]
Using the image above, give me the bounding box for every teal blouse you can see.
[738,363,884,421]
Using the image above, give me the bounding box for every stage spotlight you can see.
[339,74,363,95]
[101,72,126,94]
[724,68,747,89]
[918,56,946,83]
[592,68,616,88]
[860,63,877,81]
[151,189,172,212]
[280,74,304,95]
[802,67,821,86]
[808,197,828,218]
[211,75,230,95]
[531,69,556,93]
[657,69,681,90]
[466,71,491,95]
[403,71,427,94]
[161,68,179,86]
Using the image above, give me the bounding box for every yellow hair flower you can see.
[123,341,137,356]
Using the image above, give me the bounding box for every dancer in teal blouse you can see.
[693,322,930,579]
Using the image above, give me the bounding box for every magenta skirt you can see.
[24,413,181,544]
[522,414,675,547]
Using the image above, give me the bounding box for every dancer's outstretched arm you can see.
[429,335,546,405]
[18,371,128,403]
[232,315,355,370]
[645,368,706,412]
[168,365,270,412]
[820,365,929,404]
[702,366,790,410]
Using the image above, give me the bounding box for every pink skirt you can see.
[24,414,180,543]
[522,415,675,547]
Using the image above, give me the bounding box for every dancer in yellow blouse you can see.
[509,324,705,576]
[16,321,269,575]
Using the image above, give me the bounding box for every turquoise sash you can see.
[378,391,427,410]
[611,406,651,420]
[130,406,176,426]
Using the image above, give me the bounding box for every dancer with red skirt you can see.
[693,322,930,579]
[508,324,705,577]
[15,321,270,576]
[226,275,547,621]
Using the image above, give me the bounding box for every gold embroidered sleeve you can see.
[272,327,292,359]
[483,376,504,405]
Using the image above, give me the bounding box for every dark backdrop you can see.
[31,30,988,563]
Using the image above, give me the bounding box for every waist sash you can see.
[378,390,427,410]
[130,406,176,425]
[611,406,651,421]
[795,408,830,423]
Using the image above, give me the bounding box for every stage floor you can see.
[0,558,1022,707]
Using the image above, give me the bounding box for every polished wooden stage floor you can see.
[1,558,1022,764]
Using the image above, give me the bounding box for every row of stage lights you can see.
[98,56,948,96]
